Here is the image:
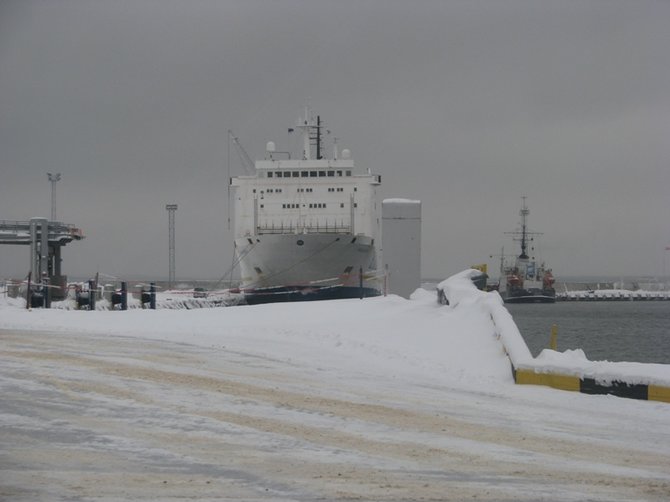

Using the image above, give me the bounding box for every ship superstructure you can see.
[230,107,382,303]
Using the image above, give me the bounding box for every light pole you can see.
[47,173,61,221]
[165,204,178,289]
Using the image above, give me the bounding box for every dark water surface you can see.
[506,301,670,364]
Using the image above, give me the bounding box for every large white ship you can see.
[230,108,382,304]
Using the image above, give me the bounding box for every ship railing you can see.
[257,223,352,235]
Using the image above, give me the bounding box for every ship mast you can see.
[296,106,324,160]
[505,196,542,260]
[519,196,530,259]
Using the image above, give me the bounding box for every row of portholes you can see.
[267,170,352,178]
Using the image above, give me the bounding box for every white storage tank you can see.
[382,199,421,299]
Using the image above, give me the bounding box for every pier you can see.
[556,289,670,301]
[0,218,85,300]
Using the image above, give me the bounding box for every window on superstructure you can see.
[327,171,335,177]
[301,171,308,177]
[340,203,344,208]
[318,171,326,177]
[267,172,273,178]
[354,203,358,208]
[275,172,282,178]
[292,171,299,177]
[310,171,317,177]
[267,189,273,193]
[337,188,343,192]
[346,170,352,176]
[354,187,357,192]
[276,188,282,193]
[337,170,342,176]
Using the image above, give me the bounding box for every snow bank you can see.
[0,279,513,390]
[3,270,670,390]
[438,269,533,365]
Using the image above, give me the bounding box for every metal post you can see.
[26,271,32,310]
[165,204,178,288]
[150,282,156,310]
[88,280,96,310]
[47,173,61,221]
[43,276,50,308]
[384,263,389,297]
[550,324,558,350]
[121,281,127,311]
[359,266,364,299]
[29,218,49,280]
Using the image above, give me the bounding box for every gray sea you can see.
[507,301,670,364]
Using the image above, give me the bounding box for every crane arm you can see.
[228,129,254,175]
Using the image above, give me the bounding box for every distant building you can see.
[382,199,421,299]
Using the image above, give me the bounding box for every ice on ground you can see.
[1,271,670,501]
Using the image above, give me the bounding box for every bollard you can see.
[112,282,128,310]
[140,284,156,309]
[550,324,558,351]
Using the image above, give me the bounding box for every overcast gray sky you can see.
[1,0,669,282]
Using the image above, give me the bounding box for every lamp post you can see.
[47,173,61,221]
[165,204,178,289]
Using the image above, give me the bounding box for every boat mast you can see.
[519,196,529,259]
[296,106,324,160]
[505,196,542,261]
[315,115,322,160]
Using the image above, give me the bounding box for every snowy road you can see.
[2,327,670,502]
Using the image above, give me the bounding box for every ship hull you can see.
[234,233,381,304]
[242,285,380,305]
[503,288,556,304]
[503,294,556,304]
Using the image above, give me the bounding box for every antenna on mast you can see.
[505,196,542,260]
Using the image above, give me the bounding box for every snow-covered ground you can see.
[1,272,669,501]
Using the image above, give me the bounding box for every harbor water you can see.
[507,301,670,364]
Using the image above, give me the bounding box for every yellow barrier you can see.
[648,385,670,404]
[515,369,581,392]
